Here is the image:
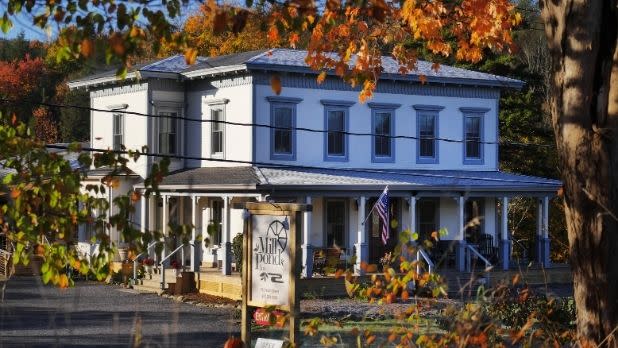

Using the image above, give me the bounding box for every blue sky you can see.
[0,1,202,42]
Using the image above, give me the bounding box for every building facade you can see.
[69,49,560,279]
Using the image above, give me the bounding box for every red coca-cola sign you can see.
[253,308,285,327]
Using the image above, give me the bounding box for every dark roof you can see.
[155,166,560,193]
[69,49,523,89]
[160,166,261,187]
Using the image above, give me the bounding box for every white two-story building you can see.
[69,49,560,280]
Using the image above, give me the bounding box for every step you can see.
[132,284,165,295]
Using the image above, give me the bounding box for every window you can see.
[464,199,484,243]
[322,100,354,161]
[465,116,481,159]
[158,112,178,155]
[267,96,302,160]
[418,113,436,158]
[368,103,400,162]
[113,113,123,150]
[211,108,224,155]
[414,105,443,164]
[325,200,346,247]
[460,107,488,164]
[417,199,438,242]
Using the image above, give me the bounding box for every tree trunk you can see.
[540,0,618,345]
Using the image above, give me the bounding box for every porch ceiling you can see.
[153,166,560,194]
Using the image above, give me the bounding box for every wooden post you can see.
[288,210,301,344]
[241,210,251,348]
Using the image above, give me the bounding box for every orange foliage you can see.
[0,55,45,101]
[32,106,60,144]
[161,2,283,58]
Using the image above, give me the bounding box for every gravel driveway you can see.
[0,277,239,347]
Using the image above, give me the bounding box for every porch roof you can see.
[156,166,561,194]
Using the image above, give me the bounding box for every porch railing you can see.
[416,248,434,276]
[0,248,12,279]
[465,244,492,272]
[159,242,192,290]
[132,241,158,282]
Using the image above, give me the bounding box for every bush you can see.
[232,233,243,273]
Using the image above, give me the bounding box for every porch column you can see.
[542,197,551,268]
[456,195,466,271]
[408,196,416,234]
[500,197,510,270]
[355,196,368,275]
[221,196,232,275]
[162,195,169,262]
[140,193,146,234]
[302,196,313,278]
[191,195,199,272]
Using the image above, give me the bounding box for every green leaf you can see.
[411,232,419,241]
[1,13,13,34]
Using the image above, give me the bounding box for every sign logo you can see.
[254,219,289,274]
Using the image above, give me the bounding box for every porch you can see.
[132,166,561,291]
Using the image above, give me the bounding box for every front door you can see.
[368,197,401,264]
[417,199,438,242]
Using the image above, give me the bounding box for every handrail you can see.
[160,242,193,290]
[465,244,492,271]
[132,241,158,282]
[416,248,435,275]
[511,238,529,264]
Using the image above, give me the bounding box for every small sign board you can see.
[250,214,290,308]
[255,338,285,348]
[237,202,311,348]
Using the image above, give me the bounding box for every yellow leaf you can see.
[317,71,327,84]
[270,75,282,95]
[184,48,198,65]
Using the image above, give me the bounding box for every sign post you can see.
[237,202,311,348]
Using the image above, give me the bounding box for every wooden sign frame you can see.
[236,202,311,348]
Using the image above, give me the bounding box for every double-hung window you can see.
[460,107,488,164]
[113,113,123,150]
[211,108,225,156]
[322,100,354,161]
[268,96,302,160]
[158,111,178,155]
[369,103,400,162]
[414,105,444,164]
[325,199,347,247]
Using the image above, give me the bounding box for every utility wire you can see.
[44,143,560,186]
[0,99,555,149]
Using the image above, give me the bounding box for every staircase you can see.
[132,267,196,295]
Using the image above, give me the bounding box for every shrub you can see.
[232,233,243,273]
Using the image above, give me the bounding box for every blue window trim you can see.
[321,100,354,162]
[369,104,399,163]
[460,107,489,165]
[268,96,302,161]
[414,105,443,164]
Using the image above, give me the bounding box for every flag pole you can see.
[361,186,389,226]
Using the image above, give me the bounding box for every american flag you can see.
[375,187,390,245]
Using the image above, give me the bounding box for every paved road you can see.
[0,277,239,347]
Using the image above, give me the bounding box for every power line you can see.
[44,143,560,187]
[0,99,555,149]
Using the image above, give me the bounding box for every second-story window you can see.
[460,107,488,164]
[414,105,444,164]
[158,112,178,155]
[113,113,123,150]
[418,113,436,157]
[465,115,482,159]
[211,108,224,156]
[322,100,354,161]
[267,96,302,161]
[369,103,400,163]
[374,111,392,157]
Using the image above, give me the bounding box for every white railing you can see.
[132,241,158,282]
[465,244,493,272]
[159,243,192,290]
[416,248,435,276]
[0,249,11,279]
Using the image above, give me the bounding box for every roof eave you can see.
[68,72,139,90]
[258,183,560,193]
[182,64,248,79]
[246,63,524,90]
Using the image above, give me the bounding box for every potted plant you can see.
[142,258,155,278]
[170,259,181,278]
